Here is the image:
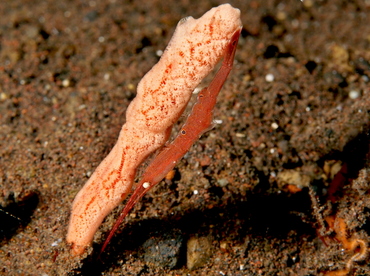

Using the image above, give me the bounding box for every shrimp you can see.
[101,28,241,253]
[67,4,242,256]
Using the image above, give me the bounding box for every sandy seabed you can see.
[1,0,370,275]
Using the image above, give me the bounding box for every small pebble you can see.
[51,238,62,247]
[303,0,314,8]
[217,178,228,187]
[142,231,183,269]
[0,92,9,100]
[187,236,212,270]
[349,90,360,99]
[271,122,279,129]
[265,73,274,82]
[104,73,110,80]
[156,50,163,57]
[127,83,135,90]
[165,170,175,180]
[62,79,70,87]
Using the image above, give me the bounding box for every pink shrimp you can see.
[101,28,241,253]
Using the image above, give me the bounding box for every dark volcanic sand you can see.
[1,0,370,275]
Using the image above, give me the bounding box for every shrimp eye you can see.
[181,129,186,135]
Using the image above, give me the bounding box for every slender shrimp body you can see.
[101,28,241,253]
[67,4,242,255]
[67,4,241,255]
